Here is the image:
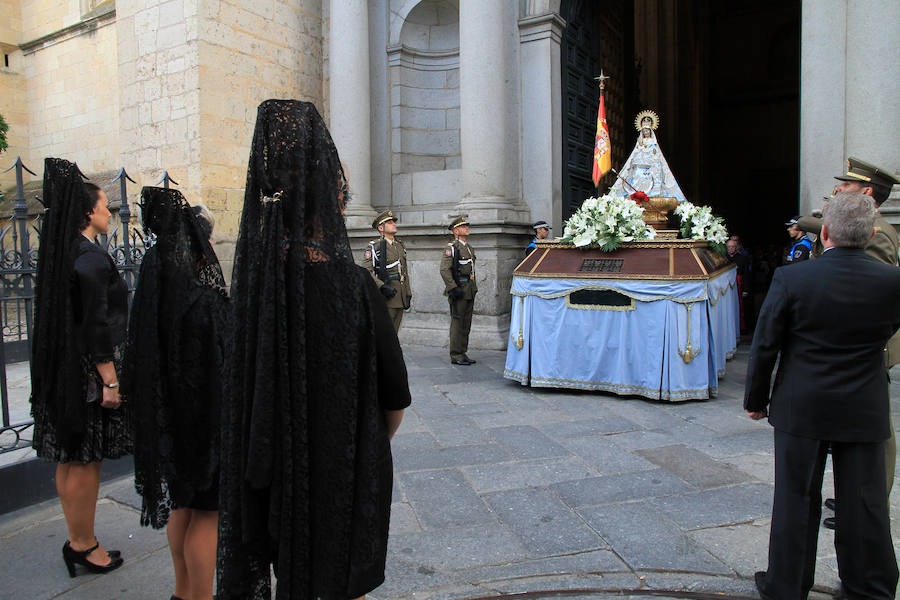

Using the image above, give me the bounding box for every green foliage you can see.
[0,112,8,153]
[710,241,727,256]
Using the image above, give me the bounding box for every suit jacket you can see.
[71,236,129,361]
[744,247,900,442]
[797,212,900,366]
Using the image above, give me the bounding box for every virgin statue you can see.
[609,110,687,203]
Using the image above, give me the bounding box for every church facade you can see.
[1,0,898,348]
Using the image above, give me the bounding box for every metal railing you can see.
[0,157,158,454]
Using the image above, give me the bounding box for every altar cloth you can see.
[504,268,739,401]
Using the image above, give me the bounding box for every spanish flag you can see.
[592,91,611,187]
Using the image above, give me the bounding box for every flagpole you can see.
[592,71,612,189]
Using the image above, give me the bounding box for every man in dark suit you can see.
[745,192,900,600]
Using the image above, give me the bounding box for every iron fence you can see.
[0,158,158,454]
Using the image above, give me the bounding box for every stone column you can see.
[330,0,377,229]
[457,0,528,222]
[800,0,900,215]
[845,0,900,179]
[518,11,565,231]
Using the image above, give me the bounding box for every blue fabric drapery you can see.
[504,268,739,401]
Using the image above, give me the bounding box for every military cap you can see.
[448,215,469,231]
[372,209,397,230]
[834,157,900,189]
[532,220,551,231]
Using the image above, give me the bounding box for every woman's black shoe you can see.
[62,540,124,577]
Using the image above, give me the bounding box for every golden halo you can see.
[634,109,660,131]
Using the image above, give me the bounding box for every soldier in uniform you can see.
[525,220,551,257]
[440,216,477,365]
[796,157,900,531]
[362,210,411,332]
[783,216,812,265]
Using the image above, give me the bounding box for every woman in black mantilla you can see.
[125,187,227,600]
[218,99,410,600]
[31,158,131,577]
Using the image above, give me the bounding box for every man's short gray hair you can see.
[823,191,875,248]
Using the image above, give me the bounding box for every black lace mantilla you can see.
[218,100,405,600]
[124,187,228,528]
[31,158,132,460]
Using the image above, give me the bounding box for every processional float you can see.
[504,74,739,401]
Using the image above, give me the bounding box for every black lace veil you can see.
[125,187,227,528]
[218,100,391,600]
[31,158,93,449]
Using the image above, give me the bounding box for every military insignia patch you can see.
[445,248,453,256]
[364,249,371,259]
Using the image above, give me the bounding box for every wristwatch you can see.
[103,382,119,389]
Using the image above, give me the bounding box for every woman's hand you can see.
[101,384,121,409]
[95,361,120,409]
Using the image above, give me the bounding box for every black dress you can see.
[32,236,133,463]
[217,100,412,600]
[125,187,228,528]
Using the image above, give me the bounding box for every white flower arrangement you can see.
[562,194,656,251]
[673,201,728,253]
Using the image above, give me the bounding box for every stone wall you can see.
[385,0,462,225]
[116,0,324,276]
[0,0,27,190]
[22,11,119,174]
[0,1,120,193]
[19,0,85,41]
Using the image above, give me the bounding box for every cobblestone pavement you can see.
[3,344,900,599]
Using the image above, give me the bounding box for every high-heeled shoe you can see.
[62,540,123,577]
[62,540,121,561]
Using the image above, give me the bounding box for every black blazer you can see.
[744,247,900,442]
[71,236,129,362]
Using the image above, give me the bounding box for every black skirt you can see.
[33,345,133,463]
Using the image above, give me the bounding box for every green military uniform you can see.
[361,210,411,332]
[803,157,900,494]
[440,216,477,364]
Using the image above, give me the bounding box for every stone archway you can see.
[387,0,461,209]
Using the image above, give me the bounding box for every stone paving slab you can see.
[649,483,774,529]
[635,444,754,489]
[577,501,731,574]
[400,469,495,529]
[483,487,607,557]
[552,469,696,508]
[457,549,629,583]
[393,442,512,471]
[558,436,658,475]
[488,425,571,460]
[56,546,173,599]
[389,523,529,571]
[427,415,495,446]
[537,417,642,439]
[461,456,597,493]
[691,429,774,458]
[1,499,167,600]
[3,343,890,599]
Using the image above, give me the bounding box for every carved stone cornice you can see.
[20,4,116,55]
